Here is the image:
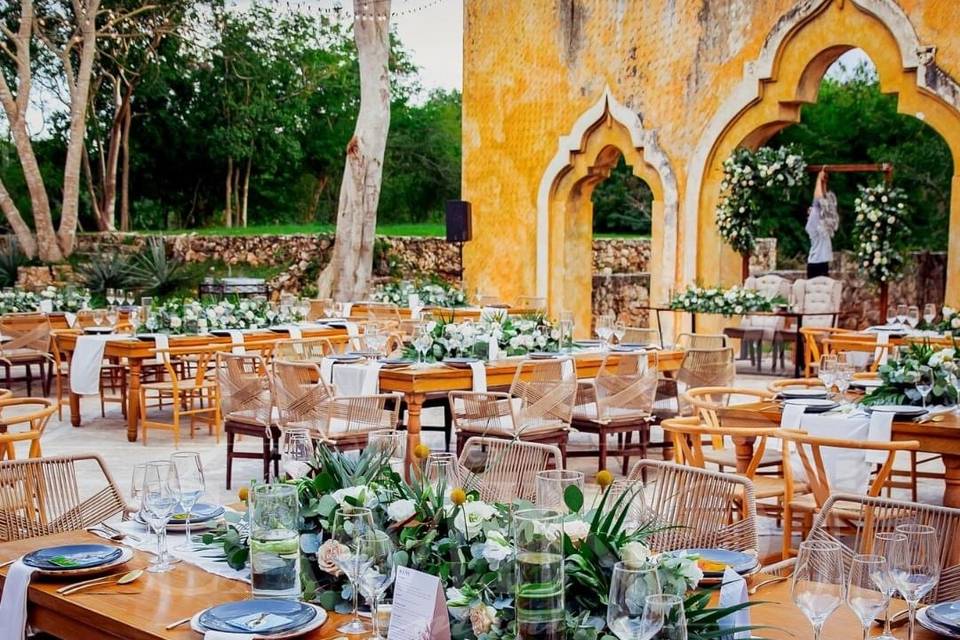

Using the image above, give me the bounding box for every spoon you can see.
[60,569,144,596]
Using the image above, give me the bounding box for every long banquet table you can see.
[56,327,349,441]
[0,530,929,639]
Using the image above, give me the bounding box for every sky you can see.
[391,0,463,92]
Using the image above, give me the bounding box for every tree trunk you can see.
[240,156,251,227]
[119,104,132,231]
[225,157,233,227]
[81,147,105,230]
[316,1,392,301]
[97,84,124,232]
[0,178,38,257]
[56,0,103,257]
[309,175,329,221]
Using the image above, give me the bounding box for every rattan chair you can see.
[570,352,659,473]
[139,346,220,447]
[675,333,727,350]
[450,358,577,460]
[514,296,546,311]
[273,360,335,431]
[621,327,661,348]
[272,338,336,363]
[457,436,562,503]
[0,453,127,542]
[316,393,403,451]
[218,352,278,488]
[0,313,54,396]
[664,348,736,418]
[778,429,920,558]
[0,398,57,460]
[308,298,333,321]
[626,459,759,553]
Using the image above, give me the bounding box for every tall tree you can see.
[317,0,391,301]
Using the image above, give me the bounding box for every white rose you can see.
[169,316,182,329]
[621,541,652,568]
[387,498,416,523]
[331,485,374,507]
[564,519,590,546]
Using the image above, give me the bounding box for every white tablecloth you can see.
[332,361,383,395]
[69,334,129,395]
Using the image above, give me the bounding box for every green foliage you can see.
[78,252,137,295]
[863,340,960,406]
[592,157,653,234]
[0,239,26,287]
[769,61,953,263]
[129,237,188,297]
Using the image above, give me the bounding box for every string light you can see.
[276,0,446,21]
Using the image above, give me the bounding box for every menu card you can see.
[387,566,451,640]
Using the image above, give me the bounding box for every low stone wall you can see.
[592,273,650,326]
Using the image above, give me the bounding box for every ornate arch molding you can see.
[682,0,960,285]
[535,86,679,298]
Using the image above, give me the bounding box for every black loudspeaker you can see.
[445,200,472,243]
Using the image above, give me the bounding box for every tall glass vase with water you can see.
[250,484,300,599]
[514,509,564,640]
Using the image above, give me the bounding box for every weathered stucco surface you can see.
[462,0,960,334]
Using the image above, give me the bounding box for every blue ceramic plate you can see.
[443,357,481,368]
[926,602,960,631]
[670,548,758,576]
[327,353,363,363]
[920,606,960,638]
[23,544,122,570]
[169,502,225,524]
[199,599,317,634]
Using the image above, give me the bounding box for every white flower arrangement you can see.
[853,183,910,284]
[716,145,807,256]
[373,278,468,307]
[407,313,560,361]
[146,297,304,334]
[669,284,784,316]
[0,286,91,314]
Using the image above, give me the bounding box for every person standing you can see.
[805,169,839,277]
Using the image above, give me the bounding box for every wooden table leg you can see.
[404,393,425,480]
[732,435,757,474]
[69,392,81,427]
[126,360,142,442]
[942,454,960,508]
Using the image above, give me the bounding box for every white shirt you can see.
[806,198,833,264]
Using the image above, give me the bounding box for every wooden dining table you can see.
[56,327,349,441]
[0,530,932,639]
[718,400,960,510]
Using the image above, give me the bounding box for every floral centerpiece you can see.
[669,285,784,316]
[373,278,468,308]
[39,285,91,312]
[931,306,959,334]
[146,297,304,334]
[863,341,959,406]
[204,447,757,640]
[404,313,560,361]
[716,145,807,261]
[852,183,910,285]
[0,290,41,315]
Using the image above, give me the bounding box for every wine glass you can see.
[92,308,106,327]
[331,507,377,634]
[367,430,406,473]
[170,452,205,551]
[885,306,898,327]
[891,523,941,640]
[105,306,119,330]
[874,531,907,640]
[818,354,837,400]
[847,554,888,640]
[536,469,585,514]
[613,320,626,347]
[358,530,396,640]
[595,314,614,351]
[116,290,126,307]
[413,323,433,364]
[106,288,116,306]
[835,362,854,406]
[364,322,386,357]
[426,457,456,505]
[126,290,136,306]
[915,369,933,409]
[907,305,920,329]
[791,540,845,640]
[641,594,687,640]
[279,427,313,479]
[142,461,178,573]
[896,304,909,326]
[606,562,663,640]
[923,303,937,327]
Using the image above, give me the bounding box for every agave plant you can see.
[0,238,25,288]
[78,252,138,296]
[130,236,188,296]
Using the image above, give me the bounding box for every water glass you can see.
[873,531,907,640]
[514,509,564,640]
[896,304,909,326]
[367,430,406,473]
[923,303,937,326]
[332,507,377,634]
[818,355,837,398]
[535,469,585,514]
[891,523,940,640]
[170,451,205,551]
[559,310,575,353]
[279,427,314,480]
[130,463,146,520]
[250,484,300,599]
[142,461,177,573]
[791,540,844,640]
[847,555,888,640]
[128,306,141,333]
[358,530,396,640]
[606,562,663,640]
[641,594,687,640]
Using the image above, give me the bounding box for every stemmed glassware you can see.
[169,452,205,551]
[641,594,687,640]
[923,303,937,327]
[886,306,898,326]
[413,323,433,365]
[915,369,933,409]
[92,308,107,327]
[606,562,663,640]
[358,530,396,640]
[106,288,116,306]
[907,305,920,329]
[105,306,119,330]
[613,320,626,347]
[331,507,377,634]
[873,531,907,640]
[125,290,136,306]
[364,322,386,357]
[367,430,406,473]
[127,306,141,334]
[890,523,941,640]
[847,554,889,640]
[835,361,854,406]
[896,304,909,326]
[279,427,313,479]
[791,540,845,640]
[595,314,614,351]
[142,461,178,573]
[818,354,837,400]
[130,463,146,520]
[426,455,457,505]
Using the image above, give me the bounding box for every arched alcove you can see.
[537,88,678,337]
[685,0,960,332]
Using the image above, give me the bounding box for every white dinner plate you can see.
[779,388,829,400]
[783,398,838,413]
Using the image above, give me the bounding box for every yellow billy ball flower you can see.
[450,488,467,506]
[238,486,249,501]
[413,444,431,460]
[596,470,614,489]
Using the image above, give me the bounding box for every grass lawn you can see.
[159,222,648,239]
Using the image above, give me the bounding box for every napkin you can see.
[468,360,487,392]
[0,560,40,640]
[866,410,895,463]
[204,632,254,640]
[341,302,354,318]
[286,325,303,340]
[64,312,77,328]
[69,334,125,395]
[226,330,246,355]
[717,567,750,639]
[560,357,575,379]
[409,294,422,320]
[319,357,334,384]
[39,299,53,313]
[875,331,890,366]
[780,402,806,428]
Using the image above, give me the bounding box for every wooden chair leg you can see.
[262,436,272,481]
[25,364,32,397]
[226,429,236,490]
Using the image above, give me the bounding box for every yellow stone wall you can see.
[462,0,960,335]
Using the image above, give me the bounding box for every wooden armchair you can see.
[457,436,561,504]
[767,377,825,393]
[0,454,127,542]
[272,338,336,363]
[0,313,54,397]
[218,352,276,488]
[0,398,57,460]
[139,345,220,447]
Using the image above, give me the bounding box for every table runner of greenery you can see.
[0,286,90,315]
[372,278,468,308]
[668,285,784,316]
[145,297,305,333]
[402,313,560,361]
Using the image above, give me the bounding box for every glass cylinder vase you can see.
[250,484,300,599]
[513,508,564,640]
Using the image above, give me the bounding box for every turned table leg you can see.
[404,393,425,480]
[732,435,758,474]
[69,392,81,427]
[126,360,142,442]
